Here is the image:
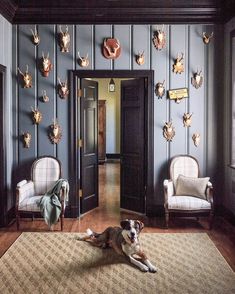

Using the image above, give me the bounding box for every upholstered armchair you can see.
[163,155,214,229]
[16,156,68,230]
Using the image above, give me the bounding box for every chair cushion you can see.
[175,175,209,200]
[168,196,211,211]
[18,195,43,212]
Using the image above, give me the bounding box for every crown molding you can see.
[0,0,17,23]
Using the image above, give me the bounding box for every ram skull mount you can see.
[163,121,175,142]
[152,25,166,50]
[30,26,40,45]
[22,132,32,148]
[77,52,89,67]
[155,80,165,99]
[18,65,32,88]
[183,112,193,127]
[41,52,53,77]
[202,32,213,44]
[173,53,184,74]
[136,51,145,66]
[58,25,70,52]
[103,38,121,59]
[58,77,69,99]
[48,120,62,144]
[191,69,203,89]
[31,107,42,124]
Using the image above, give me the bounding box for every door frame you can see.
[70,70,154,217]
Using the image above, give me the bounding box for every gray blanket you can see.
[37,179,69,228]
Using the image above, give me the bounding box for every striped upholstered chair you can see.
[16,156,67,230]
[163,155,214,229]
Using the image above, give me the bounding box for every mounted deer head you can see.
[77,52,89,67]
[22,132,32,148]
[58,77,69,99]
[41,52,53,77]
[103,38,121,59]
[31,107,42,124]
[203,32,213,44]
[152,25,166,50]
[163,120,175,141]
[59,25,70,52]
[48,119,62,144]
[173,53,184,74]
[136,51,145,65]
[183,112,193,127]
[155,80,165,99]
[30,26,40,45]
[191,69,203,89]
[192,133,200,147]
[18,65,32,88]
[42,90,49,102]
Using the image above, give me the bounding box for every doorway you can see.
[70,70,154,218]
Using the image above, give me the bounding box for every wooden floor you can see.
[1,162,235,272]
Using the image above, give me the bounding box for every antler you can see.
[65,25,68,33]
[57,77,62,86]
[47,52,49,59]
[26,65,29,74]
[77,51,82,60]
[18,67,24,76]
[162,80,165,85]
[42,51,45,59]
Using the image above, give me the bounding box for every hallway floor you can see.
[0,162,235,271]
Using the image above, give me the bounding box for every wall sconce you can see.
[108,78,115,92]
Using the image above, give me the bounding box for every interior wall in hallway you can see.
[12,24,222,211]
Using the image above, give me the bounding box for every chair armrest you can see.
[163,179,174,206]
[16,181,35,205]
[206,181,213,206]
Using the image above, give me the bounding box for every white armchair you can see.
[163,155,214,229]
[16,156,67,230]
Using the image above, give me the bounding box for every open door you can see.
[80,79,98,214]
[120,78,146,213]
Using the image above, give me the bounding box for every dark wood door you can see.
[80,79,98,214]
[98,100,106,164]
[120,78,146,213]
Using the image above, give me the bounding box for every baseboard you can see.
[215,205,235,226]
[106,153,120,159]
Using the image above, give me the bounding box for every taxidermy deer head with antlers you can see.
[59,25,70,52]
[31,107,42,124]
[191,69,203,89]
[136,51,145,65]
[183,113,193,127]
[30,26,40,45]
[163,120,175,142]
[18,65,32,88]
[77,52,89,67]
[22,132,32,148]
[48,119,62,144]
[41,52,53,77]
[155,80,165,99]
[103,38,121,59]
[58,77,69,99]
[202,32,213,44]
[173,53,184,74]
[152,25,166,50]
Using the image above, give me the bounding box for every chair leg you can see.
[16,212,20,230]
[165,210,169,229]
[61,214,64,231]
[209,210,214,230]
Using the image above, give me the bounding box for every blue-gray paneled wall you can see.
[0,15,13,210]
[13,24,219,208]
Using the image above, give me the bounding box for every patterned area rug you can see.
[0,233,235,294]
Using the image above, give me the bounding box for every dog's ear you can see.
[135,220,144,231]
[120,220,130,229]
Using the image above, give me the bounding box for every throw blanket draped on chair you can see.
[37,179,69,227]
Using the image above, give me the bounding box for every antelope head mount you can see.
[103,38,121,59]
[203,32,213,44]
[42,90,49,103]
[41,52,53,77]
[155,80,165,99]
[58,77,69,99]
[136,51,145,66]
[191,69,203,89]
[183,112,193,127]
[48,120,62,144]
[77,52,89,67]
[22,132,32,148]
[31,107,42,124]
[192,133,200,147]
[152,25,166,50]
[173,53,184,74]
[18,65,32,88]
[59,25,70,52]
[30,26,40,45]
[163,120,175,142]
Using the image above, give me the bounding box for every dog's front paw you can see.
[76,236,83,241]
[140,264,149,272]
[149,265,157,273]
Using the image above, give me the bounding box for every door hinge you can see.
[77,139,83,148]
[79,189,83,198]
[78,89,83,98]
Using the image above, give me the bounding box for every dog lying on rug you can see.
[77,219,157,273]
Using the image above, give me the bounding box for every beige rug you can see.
[0,233,235,294]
